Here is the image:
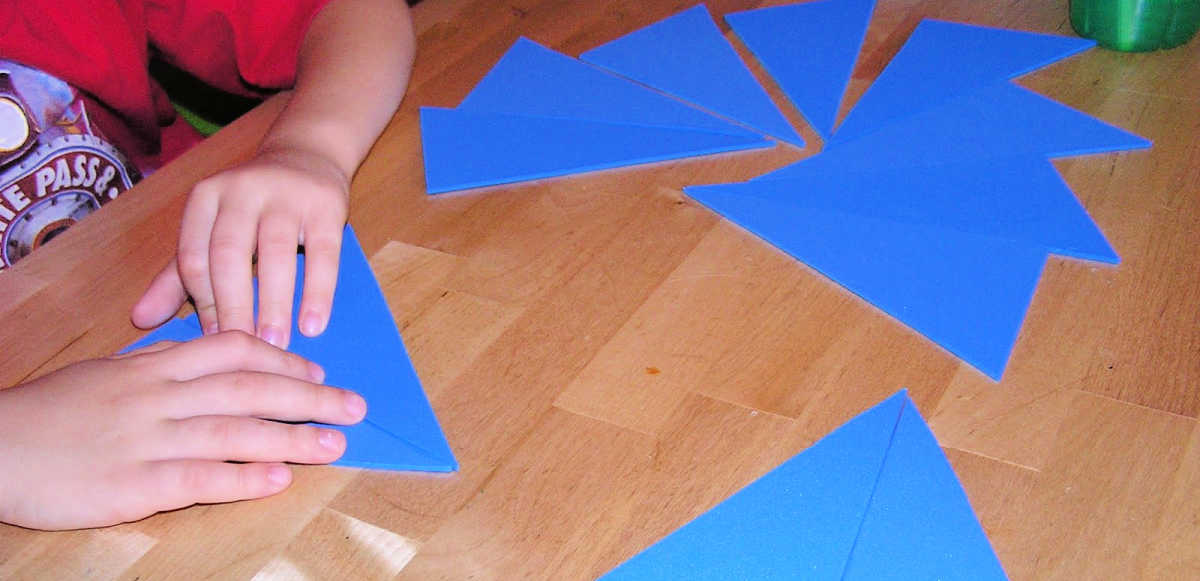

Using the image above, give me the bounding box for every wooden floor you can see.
[2,0,1198,579]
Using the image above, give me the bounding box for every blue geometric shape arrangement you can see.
[127,225,458,472]
[723,155,1118,263]
[833,19,1096,143]
[602,390,1007,580]
[726,0,877,139]
[458,37,758,139]
[683,183,1048,380]
[420,107,771,194]
[580,4,805,146]
[761,81,1151,179]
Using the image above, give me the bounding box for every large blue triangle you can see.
[127,225,458,472]
[762,81,1150,179]
[726,0,877,139]
[695,155,1117,264]
[602,391,1007,579]
[458,38,758,139]
[602,392,907,580]
[834,19,1096,143]
[580,4,805,147]
[843,398,1007,579]
[420,107,771,194]
[682,186,1048,380]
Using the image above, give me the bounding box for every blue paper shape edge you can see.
[726,0,877,139]
[683,181,1048,380]
[459,37,761,139]
[420,106,771,194]
[601,390,1007,580]
[580,4,805,146]
[832,19,1097,144]
[126,225,458,472]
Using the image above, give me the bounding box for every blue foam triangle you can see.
[579,4,805,146]
[763,81,1150,179]
[843,396,1007,579]
[459,38,758,138]
[726,0,877,139]
[697,156,1117,263]
[127,225,458,472]
[682,186,1048,379]
[602,391,908,580]
[419,106,772,194]
[834,19,1096,143]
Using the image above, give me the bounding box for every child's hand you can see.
[0,331,367,531]
[132,146,349,349]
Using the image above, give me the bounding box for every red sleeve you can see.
[144,0,333,96]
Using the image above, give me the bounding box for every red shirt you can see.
[0,0,330,170]
[0,0,329,270]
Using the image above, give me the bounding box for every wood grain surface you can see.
[2,1,1197,579]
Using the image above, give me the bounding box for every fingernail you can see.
[300,311,326,337]
[258,325,284,348]
[344,392,367,419]
[318,429,341,450]
[204,322,219,335]
[308,362,325,383]
[266,465,291,488]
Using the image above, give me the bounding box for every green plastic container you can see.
[1071,0,1200,51]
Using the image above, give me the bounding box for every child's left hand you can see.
[132,145,349,349]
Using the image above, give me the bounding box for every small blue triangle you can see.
[602,392,907,580]
[580,4,805,147]
[834,19,1096,143]
[127,226,458,472]
[843,397,1008,579]
[683,185,1048,380]
[726,0,877,139]
[459,38,758,138]
[420,107,772,194]
[763,81,1150,179]
[702,156,1118,264]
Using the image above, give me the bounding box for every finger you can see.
[254,216,300,349]
[177,187,221,334]
[141,331,324,384]
[130,259,190,329]
[163,371,365,424]
[139,460,293,513]
[297,223,343,337]
[208,205,259,336]
[162,416,346,464]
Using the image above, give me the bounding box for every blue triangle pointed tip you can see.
[580,4,804,147]
[602,389,908,580]
[844,396,1008,579]
[684,183,1045,381]
[726,0,877,139]
[601,389,1007,579]
[834,18,1098,144]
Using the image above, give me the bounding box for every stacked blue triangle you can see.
[763,81,1150,179]
[459,37,759,138]
[581,4,805,146]
[683,181,1048,380]
[421,107,770,194]
[127,225,458,472]
[602,391,1007,580]
[833,20,1096,143]
[421,37,774,194]
[726,0,877,139]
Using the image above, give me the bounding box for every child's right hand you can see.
[0,331,367,531]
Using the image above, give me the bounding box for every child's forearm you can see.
[260,0,416,180]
